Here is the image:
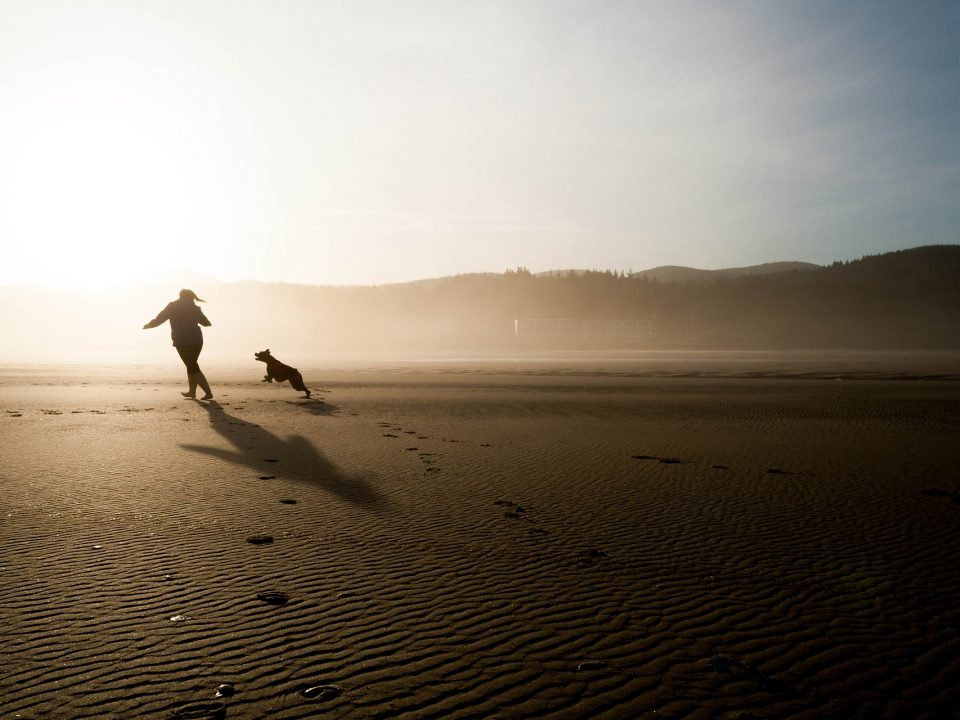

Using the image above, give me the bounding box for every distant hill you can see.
[535,262,820,282]
[631,261,820,285]
[382,272,500,289]
[213,245,960,350]
[1,245,957,362]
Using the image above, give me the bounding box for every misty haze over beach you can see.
[1,245,958,366]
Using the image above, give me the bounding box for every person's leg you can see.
[175,345,210,398]
[195,370,212,400]
[192,344,213,400]
[175,345,199,397]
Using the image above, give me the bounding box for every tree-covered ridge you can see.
[229,244,959,349]
[2,246,957,359]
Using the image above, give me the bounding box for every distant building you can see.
[514,318,655,339]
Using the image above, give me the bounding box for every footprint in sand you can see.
[632,453,685,464]
[495,499,533,522]
[279,498,298,505]
[580,549,609,566]
[383,433,399,438]
[258,475,276,480]
[920,488,960,504]
[708,655,798,696]
[256,591,289,605]
[246,534,274,545]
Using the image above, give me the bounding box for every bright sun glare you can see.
[5,114,194,289]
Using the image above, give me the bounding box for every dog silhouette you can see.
[254,349,311,398]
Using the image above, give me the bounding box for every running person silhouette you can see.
[143,289,213,400]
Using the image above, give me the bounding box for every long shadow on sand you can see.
[180,401,385,509]
[283,398,339,417]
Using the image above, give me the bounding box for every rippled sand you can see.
[2,356,959,718]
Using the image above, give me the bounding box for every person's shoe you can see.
[181,391,196,398]
[200,393,214,400]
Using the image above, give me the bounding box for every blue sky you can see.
[0,0,958,286]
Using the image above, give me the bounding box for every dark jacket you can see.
[144,298,211,346]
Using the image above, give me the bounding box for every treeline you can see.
[2,245,957,363]
[212,245,960,350]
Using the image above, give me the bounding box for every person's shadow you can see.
[180,401,385,509]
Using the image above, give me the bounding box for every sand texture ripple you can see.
[2,362,960,718]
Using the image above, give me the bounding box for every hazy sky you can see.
[1,0,958,287]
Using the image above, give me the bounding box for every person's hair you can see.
[179,288,205,303]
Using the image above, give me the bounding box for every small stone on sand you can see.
[577,660,609,671]
[300,684,342,701]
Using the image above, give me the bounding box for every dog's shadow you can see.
[180,401,385,509]
[284,398,339,417]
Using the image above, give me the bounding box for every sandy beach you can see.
[2,353,959,719]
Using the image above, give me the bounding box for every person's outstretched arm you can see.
[195,306,212,327]
[142,306,170,330]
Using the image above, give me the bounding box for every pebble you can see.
[300,684,342,701]
[577,660,609,671]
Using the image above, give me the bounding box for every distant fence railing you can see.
[514,318,656,339]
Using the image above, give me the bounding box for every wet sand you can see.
[2,354,959,718]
